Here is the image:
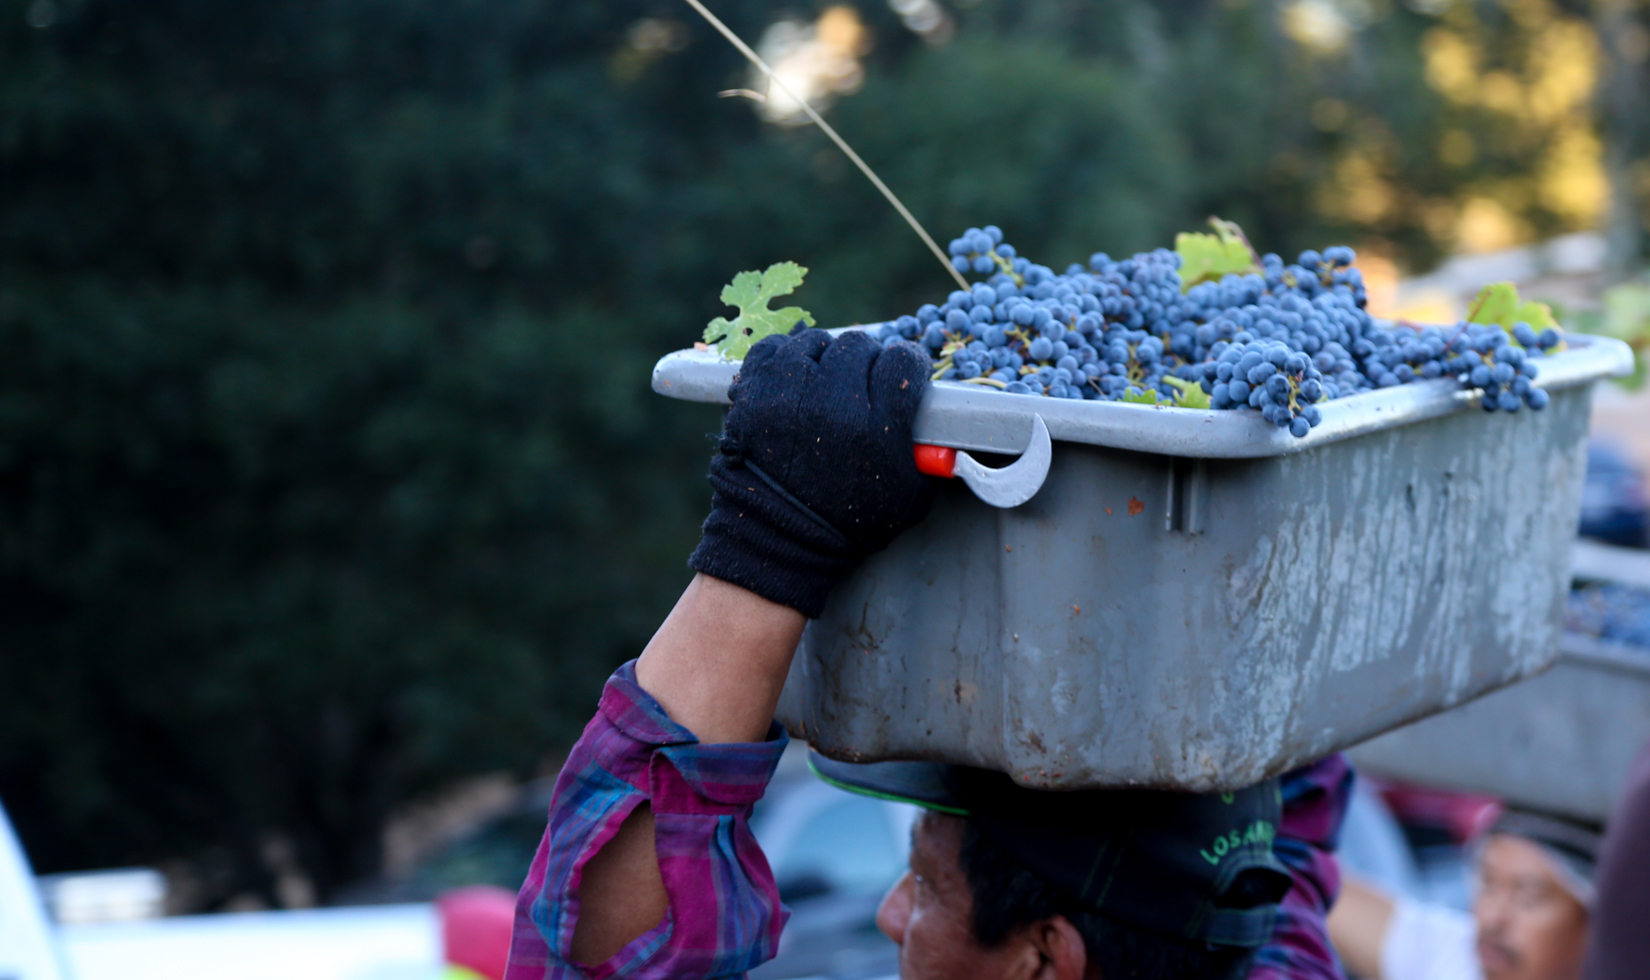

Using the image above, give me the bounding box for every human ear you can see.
[1026,915,1089,980]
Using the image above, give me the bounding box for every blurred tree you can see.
[0,0,748,904]
[0,0,1639,906]
[1593,0,1650,275]
[1296,0,1648,268]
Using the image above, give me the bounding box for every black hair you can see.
[958,818,1257,980]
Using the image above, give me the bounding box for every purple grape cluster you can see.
[871,227,1566,437]
[1567,584,1650,652]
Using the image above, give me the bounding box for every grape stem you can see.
[990,250,1025,287]
[680,0,970,291]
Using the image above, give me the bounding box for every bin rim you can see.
[1557,631,1650,678]
[652,329,1633,460]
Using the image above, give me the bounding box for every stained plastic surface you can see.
[1350,544,1650,822]
[654,333,1635,790]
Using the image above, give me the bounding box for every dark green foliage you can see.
[0,0,740,904]
[0,0,1627,905]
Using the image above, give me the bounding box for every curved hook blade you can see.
[952,414,1052,508]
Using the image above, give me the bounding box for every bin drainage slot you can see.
[1165,460,1208,534]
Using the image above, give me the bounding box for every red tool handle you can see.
[913,444,957,479]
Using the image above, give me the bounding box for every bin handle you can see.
[913,415,1052,509]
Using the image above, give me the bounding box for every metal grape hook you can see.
[914,415,1053,508]
[679,0,971,292]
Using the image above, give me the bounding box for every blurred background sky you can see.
[1,0,1648,914]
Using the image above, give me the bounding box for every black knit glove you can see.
[688,327,935,617]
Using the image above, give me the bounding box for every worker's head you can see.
[811,755,1291,980]
[1472,810,1600,980]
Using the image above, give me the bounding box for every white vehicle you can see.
[58,904,440,980]
[0,797,69,980]
[0,796,442,980]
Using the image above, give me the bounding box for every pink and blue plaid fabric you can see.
[504,660,789,980]
[506,659,1352,980]
[1248,754,1354,980]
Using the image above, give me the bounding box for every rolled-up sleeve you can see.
[1247,754,1355,980]
[505,661,790,980]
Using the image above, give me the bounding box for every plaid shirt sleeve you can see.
[504,660,790,980]
[1248,754,1355,980]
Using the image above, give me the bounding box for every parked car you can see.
[748,750,914,980]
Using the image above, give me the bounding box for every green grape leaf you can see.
[1122,387,1160,405]
[702,262,816,360]
[1176,218,1259,292]
[1466,282,1518,328]
[1513,301,1559,334]
[1465,281,1560,340]
[1163,375,1211,409]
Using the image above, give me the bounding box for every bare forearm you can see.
[569,573,805,965]
[635,572,807,743]
[560,327,930,969]
[1327,876,1396,980]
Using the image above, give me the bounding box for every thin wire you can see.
[680,0,970,291]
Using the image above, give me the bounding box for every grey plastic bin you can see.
[1348,544,1650,823]
[653,333,1634,792]
[1348,635,1650,823]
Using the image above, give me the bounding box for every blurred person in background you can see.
[1582,741,1650,980]
[501,327,1351,980]
[1329,809,1597,980]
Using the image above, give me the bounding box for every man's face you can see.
[1473,834,1590,980]
[874,813,1049,980]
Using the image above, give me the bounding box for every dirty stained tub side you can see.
[655,334,1633,791]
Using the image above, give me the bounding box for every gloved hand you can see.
[689,327,935,617]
